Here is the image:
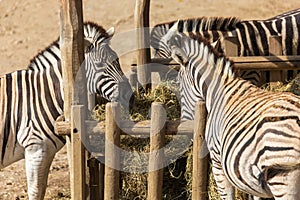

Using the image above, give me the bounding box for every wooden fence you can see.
[56,101,209,200]
[57,0,300,200]
[130,34,300,89]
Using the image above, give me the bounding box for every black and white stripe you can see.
[163,27,300,199]
[0,22,133,199]
[151,8,300,85]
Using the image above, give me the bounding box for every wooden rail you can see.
[55,101,208,199]
[55,119,194,136]
[146,56,300,71]
[129,35,300,89]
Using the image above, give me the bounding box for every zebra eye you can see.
[108,54,117,62]
[94,61,107,71]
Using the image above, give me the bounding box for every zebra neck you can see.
[199,56,236,112]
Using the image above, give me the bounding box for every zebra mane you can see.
[155,16,240,32]
[171,32,237,77]
[27,40,60,70]
[27,22,109,70]
[83,21,110,44]
[150,16,240,53]
[189,32,234,65]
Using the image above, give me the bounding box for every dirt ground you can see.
[0,0,300,199]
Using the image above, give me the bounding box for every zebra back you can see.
[266,8,300,20]
[151,16,240,58]
[151,9,300,85]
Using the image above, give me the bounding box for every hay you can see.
[119,136,192,200]
[92,80,181,122]
[262,76,300,95]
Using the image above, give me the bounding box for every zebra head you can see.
[150,20,180,59]
[84,26,134,110]
[163,24,234,120]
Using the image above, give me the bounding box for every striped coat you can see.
[163,26,300,199]
[0,22,133,199]
[151,8,300,85]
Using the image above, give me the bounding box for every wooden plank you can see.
[269,36,283,82]
[104,102,121,200]
[148,102,166,200]
[152,56,300,65]
[149,56,300,71]
[55,119,195,136]
[233,61,299,71]
[71,105,86,200]
[192,101,208,200]
[224,36,238,56]
[134,0,151,88]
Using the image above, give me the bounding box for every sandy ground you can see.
[0,0,300,199]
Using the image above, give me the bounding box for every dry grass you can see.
[262,76,300,95]
[92,80,181,122]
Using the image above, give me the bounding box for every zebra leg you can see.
[211,160,235,200]
[24,142,58,200]
[267,168,300,200]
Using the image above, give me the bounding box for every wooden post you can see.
[104,102,121,200]
[88,158,101,200]
[99,159,105,200]
[224,36,238,57]
[87,93,104,200]
[192,101,208,200]
[58,0,86,116]
[269,36,284,82]
[223,36,244,80]
[71,105,86,199]
[58,0,86,199]
[134,0,151,89]
[148,102,166,200]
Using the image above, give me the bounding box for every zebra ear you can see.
[170,46,188,66]
[162,20,179,44]
[106,27,115,38]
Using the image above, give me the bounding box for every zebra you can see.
[0,22,134,200]
[161,24,300,199]
[150,8,300,85]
